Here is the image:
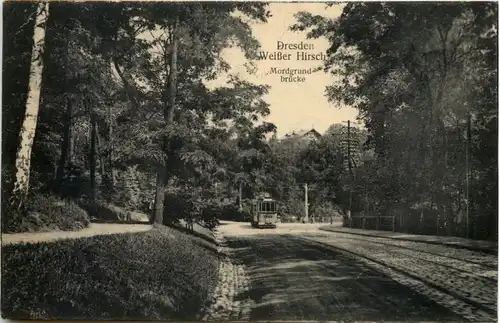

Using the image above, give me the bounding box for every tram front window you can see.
[260,202,276,212]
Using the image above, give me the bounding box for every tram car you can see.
[250,193,278,228]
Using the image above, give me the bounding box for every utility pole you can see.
[347,120,352,219]
[304,183,309,223]
[238,182,243,212]
[347,120,351,165]
[465,113,471,238]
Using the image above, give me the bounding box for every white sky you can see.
[206,3,358,137]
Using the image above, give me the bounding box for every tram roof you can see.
[257,197,275,202]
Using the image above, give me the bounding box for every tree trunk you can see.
[69,121,74,165]
[11,2,50,208]
[373,108,386,158]
[55,98,72,191]
[238,182,243,211]
[96,125,106,180]
[108,105,116,186]
[153,20,178,225]
[112,58,141,111]
[89,111,97,204]
[466,113,472,238]
[153,167,167,224]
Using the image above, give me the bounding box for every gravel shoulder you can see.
[201,229,253,321]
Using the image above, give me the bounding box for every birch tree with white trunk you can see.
[11,2,50,208]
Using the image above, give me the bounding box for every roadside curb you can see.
[319,227,498,254]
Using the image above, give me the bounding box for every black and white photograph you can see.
[1,1,498,321]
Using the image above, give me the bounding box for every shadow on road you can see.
[226,235,462,321]
[90,218,150,225]
[167,221,216,244]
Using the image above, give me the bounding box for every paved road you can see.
[218,222,483,321]
[219,222,497,322]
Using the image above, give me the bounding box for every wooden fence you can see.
[345,215,396,232]
[345,212,496,240]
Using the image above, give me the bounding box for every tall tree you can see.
[105,3,270,224]
[11,2,50,208]
[291,3,497,238]
[152,16,179,225]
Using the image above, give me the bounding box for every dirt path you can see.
[1,223,152,245]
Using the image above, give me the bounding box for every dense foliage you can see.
[2,2,276,231]
[3,2,496,241]
[265,124,366,222]
[292,2,498,239]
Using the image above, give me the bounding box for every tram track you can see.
[368,241,498,282]
[311,233,497,279]
[293,234,497,318]
[312,231,497,270]
[217,222,492,321]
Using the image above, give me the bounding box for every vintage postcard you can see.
[1,1,498,322]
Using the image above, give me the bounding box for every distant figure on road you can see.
[186,216,194,232]
[148,199,155,222]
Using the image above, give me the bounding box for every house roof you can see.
[284,128,321,138]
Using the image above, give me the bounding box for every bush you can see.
[162,192,192,224]
[162,192,235,228]
[106,167,155,214]
[2,226,219,320]
[279,215,299,223]
[198,205,222,229]
[81,202,148,223]
[277,198,304,219]
[2,194,90,233]
[82,201,128,221]
[312,202,344,218]
[210,203,249,222]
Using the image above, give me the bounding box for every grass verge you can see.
[2,226,219,320]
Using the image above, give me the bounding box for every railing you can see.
[346,215,396,232]
[345,211,497,241]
